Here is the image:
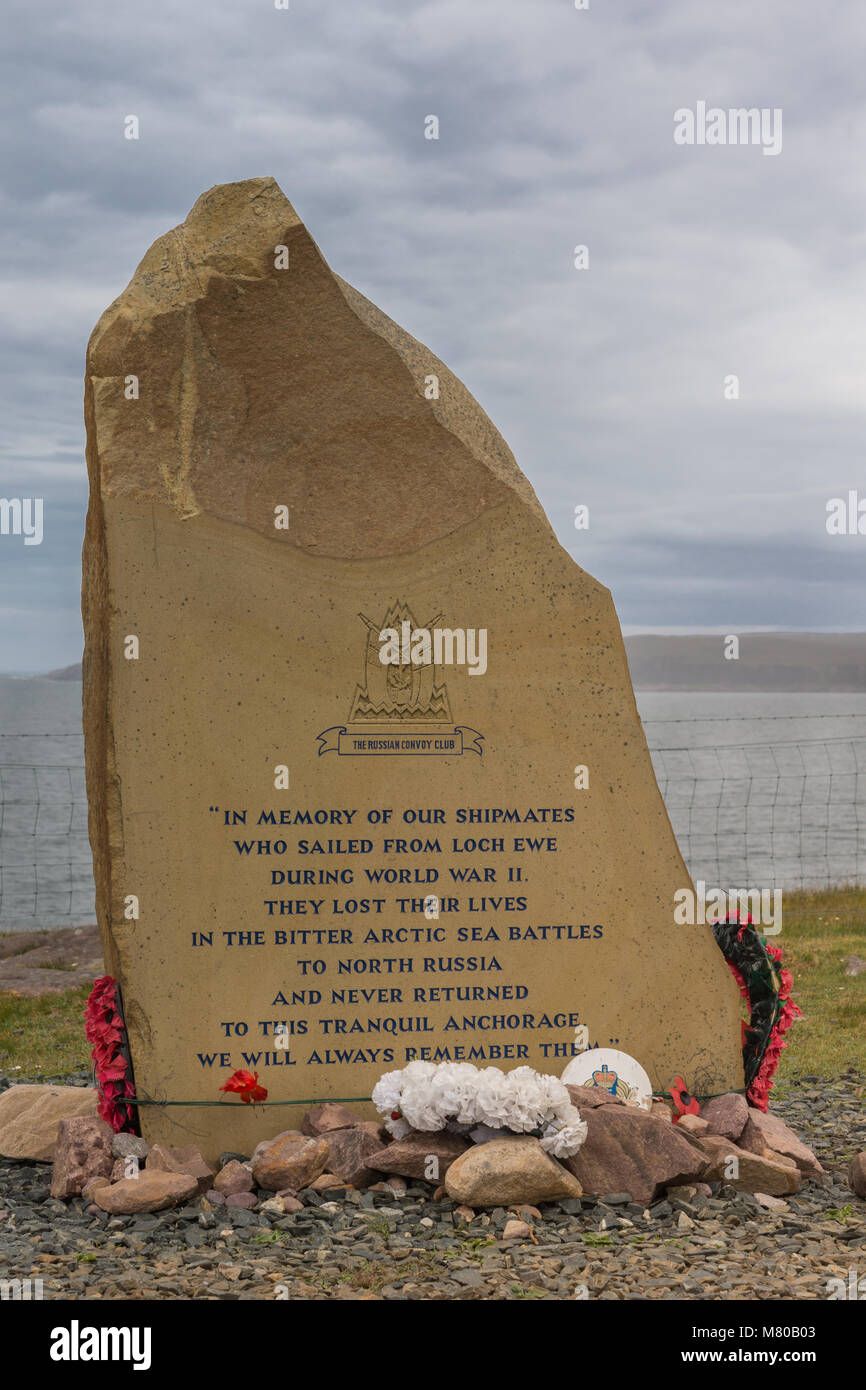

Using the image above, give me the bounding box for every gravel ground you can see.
[1,1068,864,1301]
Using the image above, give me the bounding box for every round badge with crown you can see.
[561,1047,653,1110]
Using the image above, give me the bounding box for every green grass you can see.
[331,1252,445,1293]
[0,982,92,1077]
[250,1229,289,1246]
[823,1206,855,1224]
[770,886,866,1087]
[0,887,863,1083]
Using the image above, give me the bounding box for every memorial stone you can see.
[82,177,743,1163]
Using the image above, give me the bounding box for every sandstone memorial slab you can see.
[82,177,743,1163]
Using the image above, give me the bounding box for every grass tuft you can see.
[0,982,92,1076]
[771,886,866,1088]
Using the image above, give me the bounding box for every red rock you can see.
[676,1114,709,1135]
[355,1120,390,1144]
[301,1103,366,1135]
[321,1126,385,1188]
[563,1107,706,1206]
[370,1176,407,1196]
[502,1219,531,1240]
[213,1159,254,1196]
[225,1191,258,1209]
[849,1151,866,1198]
[310,1173,351,1192]
[253,1133,329,1191]
[509,1204,542,1223]
[686,1134,800,1195]
[94,1171,198,1214]
[146,1143,215,1196]
[111,1152,142,1182]
[251,1130,295,1166]
[740,1109,824,1179]
[771,1152,799,1172]
[701,1093,749,1142]
[737,1116,767,1155]
[755,1192,789,1212]
[203,1188,226,1206]
[50,1116,114,1199]
[365,1129,470,1181]
[82,1175,112,1202]
[566,1085,626,1110]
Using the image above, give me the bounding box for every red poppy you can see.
[220,1069,268,1105]
[668,1075,700,1123]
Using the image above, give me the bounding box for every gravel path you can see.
[1,1069,864,1301]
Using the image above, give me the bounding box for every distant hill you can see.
[624,633,866,692]
[41,663,83,681]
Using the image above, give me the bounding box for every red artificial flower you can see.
[725,919,802,1112]
[84,975,136,1133]
[669,1076,700,1123]
[220,1069,268,1105]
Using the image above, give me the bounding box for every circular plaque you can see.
[561,1048,652,1109]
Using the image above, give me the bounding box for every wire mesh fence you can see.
[1,716,864,928]
[646,727,866,892]
[0,741,93,927]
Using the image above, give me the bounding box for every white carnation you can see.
[371,1061,588,1156]
[371,1069,404,1117]
[399,1076,450,1132]
[540,1114,588,1158]
[473,1067,513,1128]
[432,1062,478,1122]
[402,1060,438,1084]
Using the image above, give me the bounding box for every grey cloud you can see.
[0,0,863,668]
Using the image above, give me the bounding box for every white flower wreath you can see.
[372,1061,588,1158]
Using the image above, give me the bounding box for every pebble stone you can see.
[0,1068,863,1300]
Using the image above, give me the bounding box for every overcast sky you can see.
[1,0,864,672]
